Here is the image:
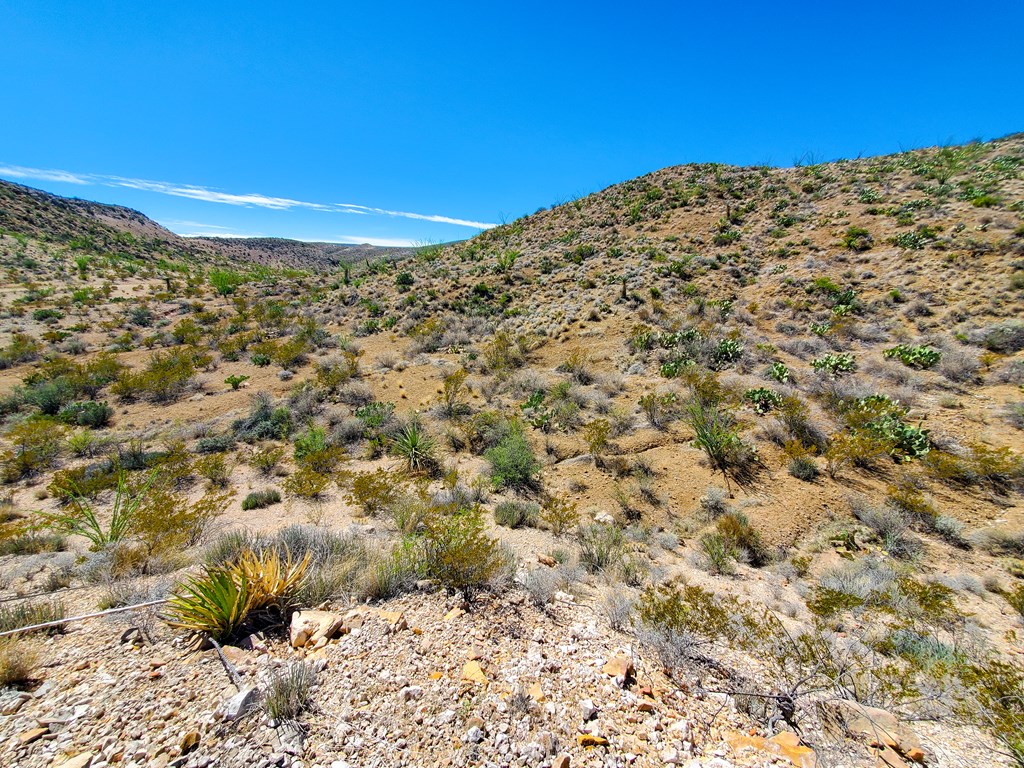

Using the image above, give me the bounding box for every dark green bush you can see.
[58,400,114,428]
[233,394,293,442]
[485,425,541,490]
[788,456,819,481]
[242,489,282,510]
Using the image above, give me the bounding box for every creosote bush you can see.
[345,469,402,516]
[485,423,541,491]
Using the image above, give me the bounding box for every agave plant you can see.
[163,549,310,641]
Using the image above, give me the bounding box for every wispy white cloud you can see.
[109,176,335,211]
[180,231,265,239]
[337,203,494,229]
[328,235,419,247]
[0,164,90,185]
[0,163,496,229]
[164,220,234,231]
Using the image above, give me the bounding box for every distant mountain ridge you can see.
[0,178,418,269]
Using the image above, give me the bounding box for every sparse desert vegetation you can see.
[1,135,1024,767]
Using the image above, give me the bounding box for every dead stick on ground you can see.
[0,598,169,639]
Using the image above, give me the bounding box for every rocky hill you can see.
[0,136,1022,768]
[0,179,415,270]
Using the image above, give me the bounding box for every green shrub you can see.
[242,489,282,510]
[485,425,540,490]
[924,443,1023,493]
[0,333,41,369]
[196,434,235,454]
[698,532,737,574]
[282,465,331,500]
[686,401,757,482]
[715,511,769,566]
[540,494,579,535]
[438,369,470,419]
[639,391,678,429]
[246,445,286,475]
[788,456,819,481]
[494,501,540,528]
[421,506,511,595]
[111,348,200,403]
[577,523,624,573]
[294,426,329,463]
[57,400,114,428]
[210,269,246,296]
[2,419,67,482]
[32,308,63,322]
[23,378,76,415]
[557,348,593,384]
[636,581,736,661]
[841,226,873,251]
[233,394,293,442]
[345,469,402,516]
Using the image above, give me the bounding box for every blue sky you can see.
[2,1,1022,247]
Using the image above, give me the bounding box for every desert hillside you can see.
[0,179,416,270]
[0,136,1023,768]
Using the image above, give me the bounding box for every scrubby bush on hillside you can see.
[485,423,540,490]
[494,500,540,528]
[233,393,294,442]
[111,348,203,403]
[57,400,113,428]
[242,489,281,510]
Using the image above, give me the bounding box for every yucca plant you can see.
[391,422,438,474]
[164,566,252,641]
[163,549,310,641]
[42,470,156,549]
[236,549,311,611]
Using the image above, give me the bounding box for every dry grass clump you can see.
[265,661,317,721]
[0,638,37,688]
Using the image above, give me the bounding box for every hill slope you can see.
[0,137,1023,768]
[0,178,416,269]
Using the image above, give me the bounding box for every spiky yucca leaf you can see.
[163,548,311,641]
[233,549,311,610]
[163,567,251,641]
